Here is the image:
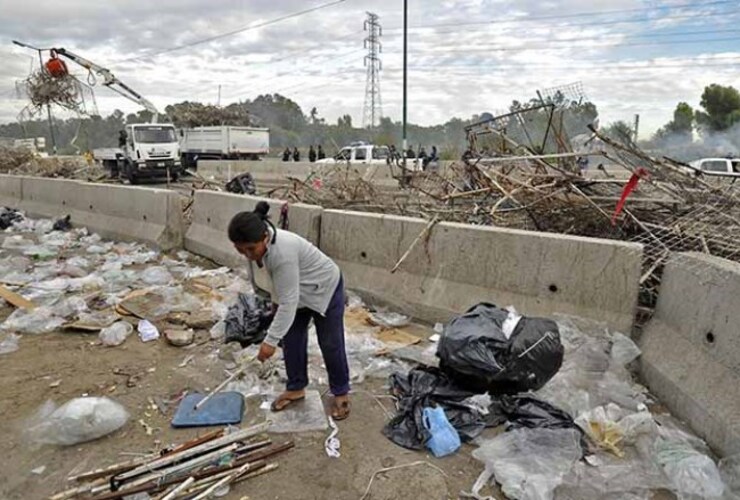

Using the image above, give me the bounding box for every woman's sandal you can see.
[270,394,305,412]
[331,399,351,421]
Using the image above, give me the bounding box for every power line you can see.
[121,0,350,63]
[383,0,735,31]
[382,10,739,37]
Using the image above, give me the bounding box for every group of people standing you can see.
[388,144,439,170]
[282,145,326,162]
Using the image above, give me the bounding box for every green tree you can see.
[601,120,634,145]
[695,84,740,131]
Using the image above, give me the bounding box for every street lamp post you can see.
[402,0,407,173]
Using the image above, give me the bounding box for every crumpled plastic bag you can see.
[224,293,274,347]
[24,397,129,445]
[471,428,583,500]
[1,306,65,334]
[0,333,20,354]
[438,303,564,394]
[99,322,134,347]
[140,266,173,285]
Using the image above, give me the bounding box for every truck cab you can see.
[688,158,740,175]
[121,124,181,182]
[316,143,390,165]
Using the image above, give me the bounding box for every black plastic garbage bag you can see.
[382,367,487,450]
[53,215,72,232]
[226,172,257,195]
[437,303,564,394]
[0,207,23,230]
[224,293,274,347]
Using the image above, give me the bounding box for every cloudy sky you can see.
[1,0,739,136]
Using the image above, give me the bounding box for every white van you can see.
[316,143,390,165]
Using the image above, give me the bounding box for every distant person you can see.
[318,145,326,160]
[118,130,127,148]
[387,145,398,165]
[282,148,291,162]
[406,147,415,159]
[423,145,438,170]
[293,147,300,162]
[577,156,589,176]
[308,145,317,163]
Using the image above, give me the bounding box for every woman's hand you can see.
[257,342,276,362]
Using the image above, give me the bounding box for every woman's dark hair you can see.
[228,201,273,243]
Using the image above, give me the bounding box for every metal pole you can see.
[402,0,407,170]
[36,49,57,155]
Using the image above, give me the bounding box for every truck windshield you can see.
[134,127,176,144]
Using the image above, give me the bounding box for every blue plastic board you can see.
[171,392,245,428]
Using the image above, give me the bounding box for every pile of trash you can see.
[378,303,739,500]
[0,152,93,178]
[0,209,253,354]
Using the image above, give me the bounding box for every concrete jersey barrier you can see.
[320,210,642,333]
[0,174,23,207]
[5,175,183,249]
[640,252,740,456]
[184,190,323,291]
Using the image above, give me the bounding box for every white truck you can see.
[179,126,270,169]
[688,157,740,177]
[35,46,181,183]
[316,143,391,165]
[93,123,182,184]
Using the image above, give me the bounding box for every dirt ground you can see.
[0,310,495,500]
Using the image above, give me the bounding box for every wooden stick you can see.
[157,477,195,500]
[194,362,252,411]
[191,463,251,500]
[390,216,439,274]
[0,285,35,309]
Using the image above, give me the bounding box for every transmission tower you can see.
[362,12,382,129]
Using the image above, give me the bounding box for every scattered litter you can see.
[438,303,563,394]
[324,416,341,458]
[422,406,461,458]
[140,266,173,285]
[49,379,62,388]
[0,207,23,229]
[137,320,160,342]
[24,396,129,445]
[99,321,134,347]
[360,461,448,500]
[138,419,154,436]
[178,354,195,368]
[164,328,194,347]
[429,333,440,343]
[0,284,36,309]
[31,465,46,475]
[0,332,20,354]
[610,331,642,366]
[52,215,72,232]
[224,293,274,347]
[471,428,583,500]
[374,328,421,347]
[368,311,411,328]
[264,389,328,433]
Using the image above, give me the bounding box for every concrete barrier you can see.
[640,252,740,456]
[18,176,183,249]
[0,174,23,207]
[320,210,642,333]
[184,190,322,291]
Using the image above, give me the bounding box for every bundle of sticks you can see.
[51,422,293,500]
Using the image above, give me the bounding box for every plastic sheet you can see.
[719,454,740,499]
[610,332,641,366]
[654,427,725,499]
[472,428,583,500]
[438,303,563,394]
[140,266,173,285]
[2,306,65,334]
[24,397,129,445]
[137,320,160,342]
[99,322,134,347]
[0,333,20,354]
[368,311,411,328]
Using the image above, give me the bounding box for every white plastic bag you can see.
[472,428,582,500]
[655,427,725,499]
[0,333,20,354]
[99,322,134,347]
[140,266,173,285]
[137,320,160,342]
[25,397,129,445]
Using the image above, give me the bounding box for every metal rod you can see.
[195,361,252,410]
[390,216,439,274]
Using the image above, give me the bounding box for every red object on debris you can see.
[45,51,68,78]
[612,167,648,225]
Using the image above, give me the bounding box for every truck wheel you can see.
[125,162,139,185]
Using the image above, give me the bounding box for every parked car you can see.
[316,143,390,165]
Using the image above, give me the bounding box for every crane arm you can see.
[52,47,160,123]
